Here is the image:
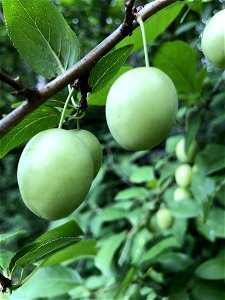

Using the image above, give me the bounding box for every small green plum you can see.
[156,208,173,229]
[201,9,225,69]
[17,129,94,220]
[175,138,198,163]
[173,187,192,202]
[106,67,178,151]
[175,164,192,188]
[71,129,102,178]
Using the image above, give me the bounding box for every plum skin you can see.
[17,128,94,220]
[106,67,178,151]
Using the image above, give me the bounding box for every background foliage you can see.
[0,0,225,299]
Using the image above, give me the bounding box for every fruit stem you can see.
[137,15,150,68]
[58,87,75,129]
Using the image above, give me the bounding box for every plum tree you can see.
[17,129,94,220]
[106,67,178,151]
[175,164,192,188]
[175,137,198,163]
[201,9,225,69]
[173,186,192,201]
[156,208,173,229]
[72,129,102,178]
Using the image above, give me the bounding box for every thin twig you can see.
[0,0,177,138]
[0,69,23,91]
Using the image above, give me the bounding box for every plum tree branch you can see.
[0,0,177,138]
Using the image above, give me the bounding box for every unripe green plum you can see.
[17,129,94,220]
[175,138,198,163]
[106,67,178,151]
[175,164,192,188]
[71,129,102,178]
[201,9,225,69]
[173,187,192,202]
[156,208,173,229]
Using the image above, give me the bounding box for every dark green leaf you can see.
[185,115,200,152]
[43,239,97,266]
[191,280,225,300]
[89,45,133,93]
[141,237,180,264]
[0,106,60,158]
[36,220,83,243]
[195,257,225,280]
[3,0,79,79]
[9,266,80,299]
[88,66,132,106]
[153,41,198,93]
[0,230,26,244]
[15,237,79,269]
[168,198,201,218]
[117,2,185,52]
[196,144,225,175]
[114,267,135,300]
[157,252,193,272]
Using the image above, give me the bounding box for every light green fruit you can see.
[106,67,178,151]
[201,9,225,69]
[17,129,94,220]
[175,138,198,163]
[173,187,192,202]
[72,129,102,178]
[175,164,192,188]
[156,208,173,229]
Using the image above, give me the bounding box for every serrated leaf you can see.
[0,106,60,158]
[117,2,185,52]
[9,266,80,300]
[88,66,132,106]
[36,220,83,243]
[0,230,26,244]
[195,257,225,280]
[140,237,180,264]
[153,41,198,93]
[89,45,133,93]
[14,237,78,269]
[43,239,97,266]
[3,0,79,79]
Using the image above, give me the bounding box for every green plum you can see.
[175,164,192,188]
[173,187,192,202]
[201,9,225,69]
[106,67,178,151]
[17,129,94,220]
[175,137,198,163]
[156,208,173,229]
[72,129,102,178]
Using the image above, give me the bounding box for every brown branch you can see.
[0,0,178,138]
[0,69,23,91]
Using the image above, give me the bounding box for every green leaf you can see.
[89,45,133,93]
[140,237,180,264]
[0,230,26,244]
[14,237,79,269]
[43,239,97,266]
[185,115,200,152]
[196,144,225,175]
[9,266,80,300]
[114,267,135,300]
[156,252,193,272]
[88,66,132,106]
[3,0,79,79]
[69,286,91,299]
[168,198,201,218]
[153,41,199,93]
[0,249,14,271]
[117,2,185,52]
[195,257,225,280]
[36,220,83,243]
[196,208,225,242]
[95,231,126,276]
[115,187,149,201]
[0,106,60,158]
[129,166,155,184]
[191,280,225,300]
